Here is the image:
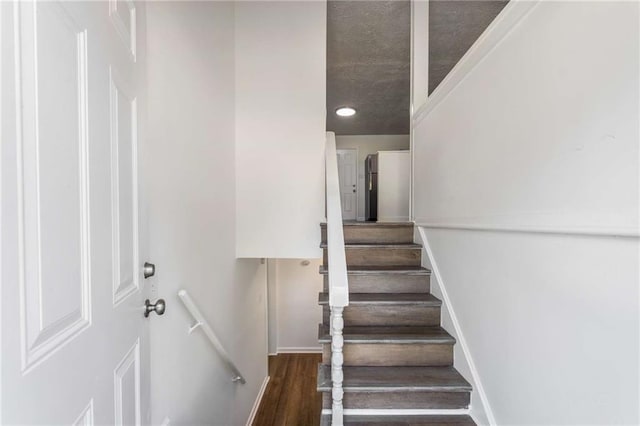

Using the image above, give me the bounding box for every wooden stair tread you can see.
[318,324,455,344]
[319,265,431,275]
[321,243,422,249]
[321,414,475,425]
[318,292,440,305]
[317,365,472,392]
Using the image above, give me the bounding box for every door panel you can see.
[114,339,141,426]
[110,70,140,306]
[337,149,357,220]
[1,1,150,424]
[18,0,92,373]
[73,401,95,426]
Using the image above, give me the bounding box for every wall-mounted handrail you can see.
[178,289,246,384]
[325,131,349,426]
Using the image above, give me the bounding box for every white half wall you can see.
[335,135,410,220]
[412,1,639,424]
[146,3,267,425]
[235,1,327,258]
[413,1,639,233]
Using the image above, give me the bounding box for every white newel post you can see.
[331,306,345,426]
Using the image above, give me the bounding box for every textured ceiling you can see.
[326,1,411,136]
[429,0,508,94]
[326,0,507,135]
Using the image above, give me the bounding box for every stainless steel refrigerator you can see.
[365,154,378,221]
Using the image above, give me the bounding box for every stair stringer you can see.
[414,226,495,426]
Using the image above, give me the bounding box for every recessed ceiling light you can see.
[336,107,356,117]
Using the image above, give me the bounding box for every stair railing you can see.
[178,289,246,384]
[324,131,349,426]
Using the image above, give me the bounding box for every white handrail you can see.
[178,289,246,384]
[325,132,349,308]
[325,131,349,426]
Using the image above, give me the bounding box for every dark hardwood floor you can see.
[252,353,322,426]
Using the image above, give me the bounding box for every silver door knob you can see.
[143,262,155,279]
[144,299,166,317]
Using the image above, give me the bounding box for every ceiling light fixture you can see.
[336,107,356,117]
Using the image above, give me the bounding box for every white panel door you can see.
[336,149,357,221]
[1,1,152,424]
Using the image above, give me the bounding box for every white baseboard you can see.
[245,375,270,426]
[276,346,322,353]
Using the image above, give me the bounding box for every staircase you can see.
[317,222,475,425]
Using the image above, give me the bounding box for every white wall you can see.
[378,151,411,222]
[146,3,267,425]
[235,1,327,258]
[412,1,639,424]
[422,228,639,425]
[336,135,410,220]
[268,259,323,353]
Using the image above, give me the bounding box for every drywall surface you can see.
[146,3,267,425]
[422,228,639,425]
[413,1,639,424]
[377,151,410,222]
[414,228,489,426]
[235,1,327,258]
[273,259,323,352]
[415,1,639,232]
[336,135,410,220]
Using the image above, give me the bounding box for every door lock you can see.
[143,262,155,279]
[144,299,166,317]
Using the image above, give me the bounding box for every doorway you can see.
[336,149,358,221]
